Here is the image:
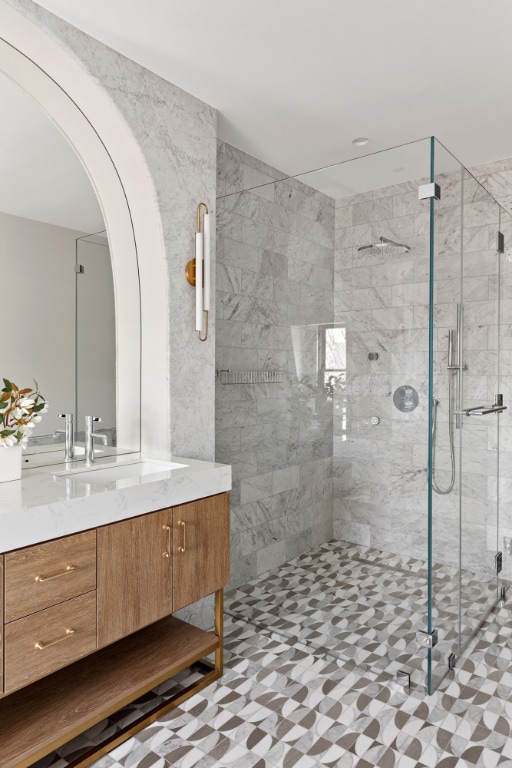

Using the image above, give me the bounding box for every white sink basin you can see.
[54,459,187,485]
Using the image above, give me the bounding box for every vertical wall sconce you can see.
[185,202,210,341]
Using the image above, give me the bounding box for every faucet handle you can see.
[59,413,74,422]
[85,415,101,424]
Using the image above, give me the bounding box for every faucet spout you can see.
[84,415,101,467]
[55,413,75,461]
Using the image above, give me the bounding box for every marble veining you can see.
[0,456,231,552]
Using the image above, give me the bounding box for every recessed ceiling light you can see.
[352,137,369,146]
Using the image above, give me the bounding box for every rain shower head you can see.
[357,236,410,256]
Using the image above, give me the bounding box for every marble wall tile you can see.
[333,164,512,576]
[221,238,263,272]
[372,260,415,286]
[241,271,274,300]
[274,229,333,269]
[217,264,243,294]
[256,540,287,574]
[217,142,334,585]
[260,249,288,279]
[352,198,393,224]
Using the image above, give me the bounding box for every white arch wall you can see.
[1,0,217,461]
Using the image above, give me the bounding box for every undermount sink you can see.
[53,459,187,484]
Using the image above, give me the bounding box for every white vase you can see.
[0,445,22,482]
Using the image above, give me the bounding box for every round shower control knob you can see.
[370,416,380,425]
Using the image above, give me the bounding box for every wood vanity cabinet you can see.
[97,493,230,645]
[173,493,230,612]
[97,507,173,647]
[0,491,230,768]
[3,530,97,694]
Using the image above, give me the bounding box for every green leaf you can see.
[0,401,7,410]
[32,403,45,413]
[2,379,12,392]
[0,429,15,437]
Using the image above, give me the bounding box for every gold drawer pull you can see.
[35,628,75,650]
[35,565,76,583]
[178,520,186,553]
[162,524,171,558]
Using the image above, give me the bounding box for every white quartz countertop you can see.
[0,454,231,552]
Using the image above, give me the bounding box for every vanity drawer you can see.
[4,591,97,694]
[4,530,96,622]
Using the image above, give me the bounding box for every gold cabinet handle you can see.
[34,565,76,583]
[177,520,186,553]
[162,524,171,558]
[35,628,75,650]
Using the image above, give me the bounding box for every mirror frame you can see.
[0,7,171,460]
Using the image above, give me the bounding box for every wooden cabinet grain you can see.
[173,493,230,612]
[4,530,96,622]
[4,591,97,694]
[97,507,173,648]
[0,491,230,768]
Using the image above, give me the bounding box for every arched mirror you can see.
[0,68,140,468]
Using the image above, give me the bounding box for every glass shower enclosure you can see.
[218,137,512,693]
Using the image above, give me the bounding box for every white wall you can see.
[2,211,76,436]
[76,237,116,433]
[2,213,116,439]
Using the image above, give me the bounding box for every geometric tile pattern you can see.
[87,605,512,768]
[225,540,503,687]
[32,540,512,768]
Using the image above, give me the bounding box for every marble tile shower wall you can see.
[216,141,334,587]
[333,180,430,563]
[334,162,512,578]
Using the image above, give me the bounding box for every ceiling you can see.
[30,0,512,183]
[4,0,512,225]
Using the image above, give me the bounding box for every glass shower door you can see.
[429,141,505,692]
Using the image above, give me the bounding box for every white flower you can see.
[18,398,35,408]
[0,433,17,447]
[1,378,48,446]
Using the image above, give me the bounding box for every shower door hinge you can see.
[416,628,438,648]
[448,653,457,670]
[497,231,505,254]
[75,264,85,274]
[418,182,441,201]
[496,551,503,575]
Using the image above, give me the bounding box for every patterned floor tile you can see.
[31,538,512,768]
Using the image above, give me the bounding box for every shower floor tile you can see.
[224,539,504,685]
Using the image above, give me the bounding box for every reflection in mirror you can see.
[0,69,135,468]
[76,231,115,449]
